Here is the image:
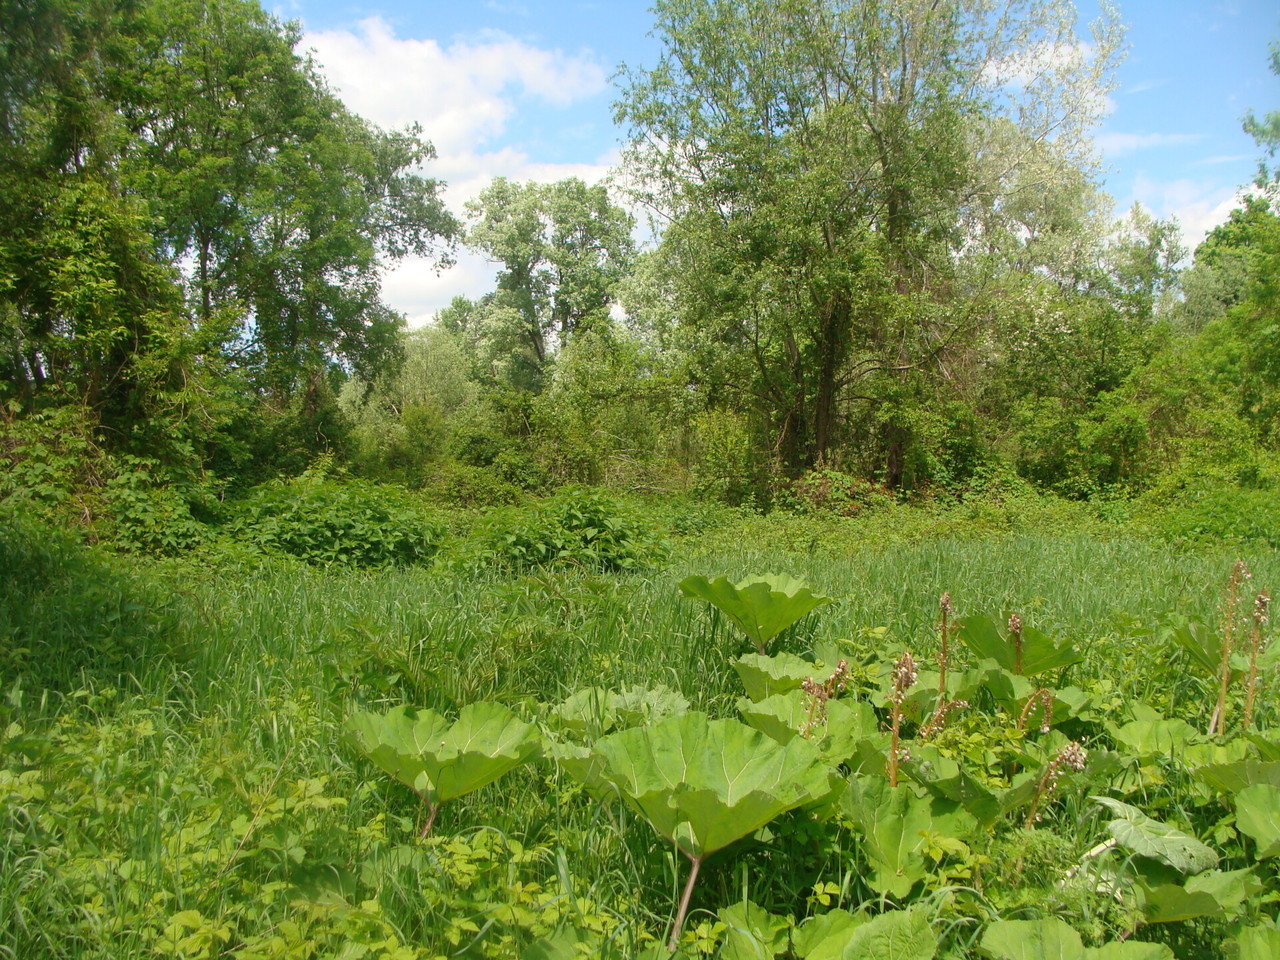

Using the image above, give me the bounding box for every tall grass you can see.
[1,517,1276,958]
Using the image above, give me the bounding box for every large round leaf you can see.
[585,711,837,859]
[347,702,541,806]
[680,574,833,652]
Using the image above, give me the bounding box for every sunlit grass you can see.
[2,519,1276,957]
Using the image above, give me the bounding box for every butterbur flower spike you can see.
[1059,740,1088,772]
[1243,590,1272,733]
[892,650,918,699]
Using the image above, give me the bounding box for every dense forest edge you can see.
[3,1,1280,958]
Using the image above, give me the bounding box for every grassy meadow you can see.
[2,504,1279,959]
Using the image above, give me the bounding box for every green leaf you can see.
[1184,867,1261,916]
[613,684,690,727]
[792,910,859,960]
[1161,616,1221,676]
[718,900,791,960]
[956,615,1082,676]
[1138,884,1222,923]
[842,908,937,959]
[585,712,836,859]
[1238,925,1280,960]
[1092,797,1218,874]
[738,692,879,764]
[680,574,833,652]
[1236,783,1280,857]
[980,919,1173,959]
[347,703,541,809]
[1194,759,1280,794]
[735,652,824,702]
[980,919,1085,959]
[841,778,973,899]
[1111,719,1199,758]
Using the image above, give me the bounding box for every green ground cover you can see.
[2,508,1278,958]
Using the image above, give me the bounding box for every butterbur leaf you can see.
[738,692,879,764]
[680,574,833,653]
[980,918,1173,959]
[1111,719,1199,758]
[347,705,450,796]
[1238,924,1280,960]
[347,703,541,810]
[805,908,935,960]
[956,615,1082,676]
[547,687,617,738]
[841,777,974,899]
[1184,867,1262,916]
[848,909,936,959]
[1235,783,1280,857]
[1138,884,1222,923]
[1092,797,1218,874]
[1161,616,1223,677]
[1194,759,1280,794]
[792,910,859,960]
[735,652,823,701]
[584,712,836,859]
[717,900,791,960]
[613,684,690,727]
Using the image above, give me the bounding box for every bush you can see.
[780,469,897,516]
[445,488,669,574]
[103,455,209,554]
[1137,480,1280,548]
[228,478,443,567]
[420,461,525,508]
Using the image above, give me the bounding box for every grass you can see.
[1,512,1278,958]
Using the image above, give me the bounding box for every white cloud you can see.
[1095,132,1204,156]
[1192,153,1254,166]
[1127,173,1247,254]
[306,17,606,147]
[303,17,618,323]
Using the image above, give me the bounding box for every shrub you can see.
[228,478,443,567]
[1137,481,1280,548]
[446,488,668,573]
[780,469,897,517]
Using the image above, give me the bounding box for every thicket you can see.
[1,1,1278,553]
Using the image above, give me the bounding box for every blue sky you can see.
[280,0,1280,324]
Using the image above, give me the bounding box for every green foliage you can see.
[679,574,834,654]
[452,488,669,573]
[955,615,1083,677]
[583,712,837,861]
[980,919,1173,959]
[1092,797,1219,874]
[1235,784,1280,857]
[229,477,442,567]
[0,517,181,690]
[347,703,541,834]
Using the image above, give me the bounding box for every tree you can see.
[117,0,458,396]
[0,0,192,437]
[464,177,635,390]
[616,0,1122,479]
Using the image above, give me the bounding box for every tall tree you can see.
[116,0,458,395]
[0,0,190,435]
[616,0,1121,478]
[464,177,635,389]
